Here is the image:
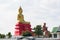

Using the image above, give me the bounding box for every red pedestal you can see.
[15,22,32,36]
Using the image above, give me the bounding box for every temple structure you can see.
[15,7,32,36]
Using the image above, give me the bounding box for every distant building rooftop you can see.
[52,26,60,33]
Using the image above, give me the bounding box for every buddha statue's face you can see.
[18,7,23,15]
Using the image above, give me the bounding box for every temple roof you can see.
[52,27,58,33]
[52,26,60,33]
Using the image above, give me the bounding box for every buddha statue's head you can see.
[18,7,23,15]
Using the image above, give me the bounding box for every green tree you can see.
[0,34,5,38]
[34,25,43,37]
[22,31,32,37]
[7,32,12,38]
[1,34,5,38]
[0,34,1,38]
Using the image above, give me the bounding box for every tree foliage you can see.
[0,34,5,38]
[22,31,32,37]
[34,25,43,37]
[0,32,12,38]
[6,32,12,38]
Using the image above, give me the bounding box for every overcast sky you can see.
[0,0,60,35]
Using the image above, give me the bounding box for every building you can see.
[52,26,60,38]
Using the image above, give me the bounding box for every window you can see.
[54,34,57,38]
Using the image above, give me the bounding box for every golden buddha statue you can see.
[17,7,24,22]
[17,7,30,24]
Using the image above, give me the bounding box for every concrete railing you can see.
[0,38,17,40]
[0,38,60,40]
[35,38,60,40]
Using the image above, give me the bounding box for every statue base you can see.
[14,22,32,36]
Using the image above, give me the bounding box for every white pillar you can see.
[57,32,60,38]
[52,33,54,38]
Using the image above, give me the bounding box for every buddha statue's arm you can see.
[17,14,20,20]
